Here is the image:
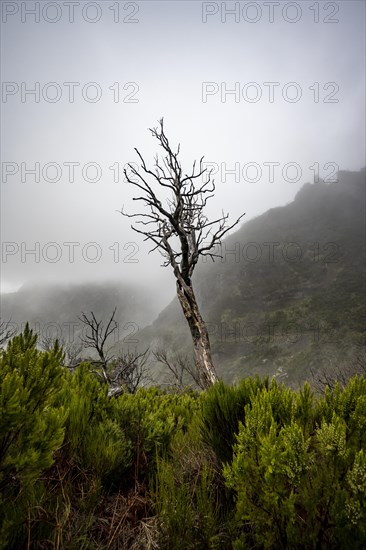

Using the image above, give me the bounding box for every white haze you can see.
[1,1,365,308]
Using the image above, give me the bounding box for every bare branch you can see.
[0,319,17,347]
[78,309,118,383]
[108,348,151,395]
[153,348,205,391]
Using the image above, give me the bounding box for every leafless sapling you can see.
[153,348,204,391]
[78,308,118,383]
[0,319,17,347]
[108,348,150,395]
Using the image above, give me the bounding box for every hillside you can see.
[130,169,366,386]
[0,280,161,348]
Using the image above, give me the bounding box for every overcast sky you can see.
[1,0,365,298]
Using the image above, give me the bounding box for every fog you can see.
[1,0,365,308]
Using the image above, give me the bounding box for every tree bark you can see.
[176,279,218,389]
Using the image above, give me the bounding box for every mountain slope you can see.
[0,280,161,347]
[132,169,366,386]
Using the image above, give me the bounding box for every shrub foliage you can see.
[0,327,365,548]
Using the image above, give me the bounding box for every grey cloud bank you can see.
[1,1,365,298]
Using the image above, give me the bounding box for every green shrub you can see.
[225,377,366,549]
[0,325,66,548]
[153,419,226,549]
[200,376,267,464]
[61,364,133,484]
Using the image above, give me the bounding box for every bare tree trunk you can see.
[176,280,218,388]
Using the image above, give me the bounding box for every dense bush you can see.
[0,325,66,547]
[224,378,366,549]
[0,327,365,548]
[200,376,268,463]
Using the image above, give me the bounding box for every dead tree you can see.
[310,353,366,394]
[40,334,83,370]
[78,309,150,394]
[121,119,245,388]
[0,319,17,347]
[153,348,205,391]
[78,308,118,383]
[108,348,150,395]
